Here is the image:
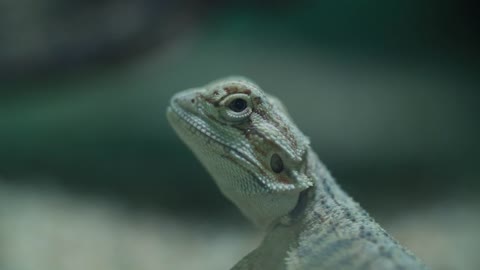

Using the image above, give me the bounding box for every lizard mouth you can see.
[167,101,225,147]
[167,99,237,152]
[167,98,266,184]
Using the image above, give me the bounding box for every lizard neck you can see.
[293,151,370,230]
[234,149,426,270]
[285,150,425,269]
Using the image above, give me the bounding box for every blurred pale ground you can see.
[0,1,479,270]
[1,181,479,270]
[0,182,261,270]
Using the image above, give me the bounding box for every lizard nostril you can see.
[170,89,202,114]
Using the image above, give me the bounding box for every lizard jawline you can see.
[167,103,264,177]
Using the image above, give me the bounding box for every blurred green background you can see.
[0,1,479,270]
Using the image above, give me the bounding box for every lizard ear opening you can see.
[270,153,284,173]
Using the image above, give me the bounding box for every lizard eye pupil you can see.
[229,98,248,112]
[270,153,284,173]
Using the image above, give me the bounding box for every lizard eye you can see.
[270,153,284,173]
[221,93,252,122]
[229,98,248,112]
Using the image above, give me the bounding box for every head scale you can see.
[167,77,314,227]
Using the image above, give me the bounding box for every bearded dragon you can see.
[167,77,429,270]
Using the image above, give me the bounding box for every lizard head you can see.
[167,77,315,228]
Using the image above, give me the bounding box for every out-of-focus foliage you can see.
[0,1,479,269]
[1,0,478,211]
[0,0,202,76]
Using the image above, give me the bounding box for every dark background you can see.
[0,1,479,269]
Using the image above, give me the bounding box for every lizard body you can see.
[167,77,429,270]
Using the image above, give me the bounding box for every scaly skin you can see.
[167,77,429,270]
